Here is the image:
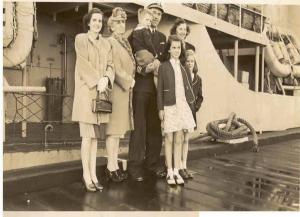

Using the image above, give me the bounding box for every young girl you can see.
[157,35,196,185]
[180,50,203,180]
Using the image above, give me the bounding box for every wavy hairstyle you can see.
[170,18,191,39]
[163,34,186,64]
[82,8,104,33]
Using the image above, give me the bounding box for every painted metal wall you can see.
[189,24,300,137]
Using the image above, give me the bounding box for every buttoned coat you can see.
[72,33,115,124]
[157,60,195,111]
[105,36,135,135]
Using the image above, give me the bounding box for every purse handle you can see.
[97,90,109,101]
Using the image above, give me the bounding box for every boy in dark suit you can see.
[128,3,166,181]
[129,8,160,86]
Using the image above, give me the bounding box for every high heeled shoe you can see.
[92,181,104,191]
[105,168,123,182]
[82,178,97,192]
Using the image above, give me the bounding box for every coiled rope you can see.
[206,113,259,152]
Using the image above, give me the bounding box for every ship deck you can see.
[4,137,300,211]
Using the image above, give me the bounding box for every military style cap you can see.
[147,3,164,13]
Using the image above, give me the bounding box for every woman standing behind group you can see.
[72,8,114,192]
[169,18,203,180]
[105,7,136,182]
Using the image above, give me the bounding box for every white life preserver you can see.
[265,42,292,77]
[271,41,284,61]
[286,43,300,65]
[3,2,34,68]
[3,2,15,48]
[292,65,300,78]
[279,41,290,64]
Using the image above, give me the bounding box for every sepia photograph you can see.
[2,0,300,214]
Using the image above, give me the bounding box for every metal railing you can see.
[182,3,266,34]
[4,91,74,143]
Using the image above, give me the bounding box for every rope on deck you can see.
[206,112,259,152]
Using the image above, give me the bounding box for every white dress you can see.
[163,58,196,133]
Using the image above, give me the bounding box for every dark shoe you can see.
[105,168,123,183]
[134,176,144,182]
[82,178,97,192]
[179,169,189,180]
[148,168,166,178]
[185,169,193,179]
[129,173,144,182]
[117,169,128,180]
[92,181,104,191]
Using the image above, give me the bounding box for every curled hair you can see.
[170,18,191,39]
[163,34,186,64]
[82,8,104,32]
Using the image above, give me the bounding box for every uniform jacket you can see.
[128,29,166,93]
[72,32,114,124]
[157,60,195,111]
[105,36,135,135]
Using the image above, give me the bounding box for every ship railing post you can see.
[261,47,265,92]
[260,5,263,35]
[255,46,260,92]
[22,65,27,138]
[239,4,242,31]
[234,39,239,80]
[88,2,93,11]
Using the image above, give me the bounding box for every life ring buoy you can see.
[3,2,15,48]
[278,41,290,64]
[265,42,292,77]
[287,43,300,65]
[292,65,300,78]
[3,2,34,68]
[271,41,283,61]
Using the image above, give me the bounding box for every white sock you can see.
[173,168,179,175]
[167,168,174,176]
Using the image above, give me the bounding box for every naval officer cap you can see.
[147,3,164,13]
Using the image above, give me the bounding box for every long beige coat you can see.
[72,32,115,124]
[106,36,135,136]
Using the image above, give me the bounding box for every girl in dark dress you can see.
[181,50,203,179]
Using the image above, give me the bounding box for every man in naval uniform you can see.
[128,3,166,181]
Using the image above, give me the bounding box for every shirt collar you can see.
[135,24,148,31]
[170,58,180,66]
[87,31,101,41]
[150,27,157,33]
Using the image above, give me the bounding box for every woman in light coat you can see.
[105,7,136,182]
[72,8,114,192]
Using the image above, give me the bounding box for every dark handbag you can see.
[92,91,112,113]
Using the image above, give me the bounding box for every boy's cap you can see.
[147,3,164,13]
